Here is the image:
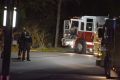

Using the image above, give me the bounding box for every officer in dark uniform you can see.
[103,16,113,78]
[20,28,32,61]
[103,16,118,78]
[17,33,23,59]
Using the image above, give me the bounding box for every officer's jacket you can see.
[19,32,32,49]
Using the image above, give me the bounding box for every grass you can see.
[11,46,71,53]
[32,47,69,52]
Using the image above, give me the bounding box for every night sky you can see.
[1,0,120,46]
[62,0,120,18]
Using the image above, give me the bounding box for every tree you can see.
[55,0,62,47]
[17,0,58,47]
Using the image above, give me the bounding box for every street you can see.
[0,52,117,80]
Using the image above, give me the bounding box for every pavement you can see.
[0,52,119,80]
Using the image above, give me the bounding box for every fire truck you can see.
[62,16,107,54]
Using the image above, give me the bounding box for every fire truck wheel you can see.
[75,43,82,53]
[74,40,86,54]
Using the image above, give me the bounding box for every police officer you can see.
[17,28,26,59]
[20,28,32,61]
[17,33,23,59]
[103,16,118,78]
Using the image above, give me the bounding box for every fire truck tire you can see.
[74,43,82,53]
[74,40,86,54]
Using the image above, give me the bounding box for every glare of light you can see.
[64,53,75,56]
[113,67,117,72]
[3,7,7,26]
[98,53,102,56]
[94,53,98,55]
[70,41,74,48]
[86,42,94,45]
[14,7,17,10]
[4,6,7,9]
[65,40,74,48]
[84,55,93,58]
[85,75,106,79]
[12,7,17,28]
[89,48,93,52]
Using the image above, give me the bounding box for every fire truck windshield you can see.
[86,18,94,31]
[69,21,79,39]
[71,21,79,28]
[86,23,93,31]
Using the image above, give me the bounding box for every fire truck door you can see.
[63,20,70,38]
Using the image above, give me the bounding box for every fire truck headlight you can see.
[89,48,93,52]
[98,53,102,56]
[70,41,74,48]
[65,40,74,48]
[94,52,98,55]
[66,41,70,45]
[69,41,74,48]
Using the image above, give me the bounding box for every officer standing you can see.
[103,16,118,78]
[17,33,23,59]
[20,28,32,61]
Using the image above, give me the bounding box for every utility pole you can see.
[1,0,14,80]
[55,0,62,48]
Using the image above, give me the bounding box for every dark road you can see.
[0,52,117,80]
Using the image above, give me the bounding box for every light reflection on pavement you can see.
[0,52,118,80]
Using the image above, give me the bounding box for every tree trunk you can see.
[55,0,62,48]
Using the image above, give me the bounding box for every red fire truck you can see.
[62,16,107,54]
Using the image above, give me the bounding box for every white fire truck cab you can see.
[62,16,107,54]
